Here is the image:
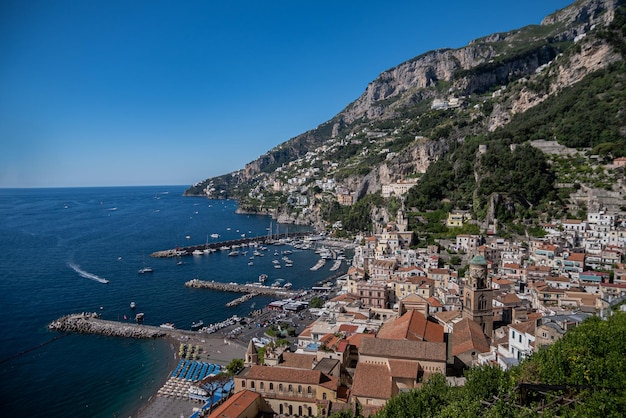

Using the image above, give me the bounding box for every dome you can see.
[469,255,488,266]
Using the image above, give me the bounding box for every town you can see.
[199,199,625,417]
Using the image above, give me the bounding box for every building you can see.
[462,255,494,337]
[351,337,447,415]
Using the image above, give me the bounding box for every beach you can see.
[134,330,246,418]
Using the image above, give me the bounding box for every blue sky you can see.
[0,0,574,188]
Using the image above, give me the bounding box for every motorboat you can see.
[191,320,204,331]
[138,267,154,274]
[130,301,136,309]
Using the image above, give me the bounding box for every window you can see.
[242,381,246,388]
[251,381,255,389]
[270,383,274,390]
[307,386,312,394]
[323,392,327,400]
[279,383,283,391]
[519,334,522,343]
[288,384,293,392]
[260,382,264,390]
[298,385,302,393]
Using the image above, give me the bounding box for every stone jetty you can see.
[48,313,166,339]
[225,293,257,307]
[150,232,311,258]
[185,279,297,298]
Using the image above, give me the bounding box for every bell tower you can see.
[463,255,493,337]
[244,339,258,367]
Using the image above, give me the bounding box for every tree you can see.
[225,358,244,376]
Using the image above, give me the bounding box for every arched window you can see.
[323,392,327,400]
[299,406,303,416]
[298,385,302,393]
[308,406,313,416]
[269,382,274,390]
[260,382,264,390]
[288,384,293,392]
[250,381,255,389]
[242,381,246,388]
[279,383,283,391]
[307,386,312,394]
[478,294,487,310]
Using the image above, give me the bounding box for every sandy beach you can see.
[133,330,246,418]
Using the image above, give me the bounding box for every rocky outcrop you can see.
[48,313,166,339]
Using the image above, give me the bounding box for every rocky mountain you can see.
[186,0,625,230]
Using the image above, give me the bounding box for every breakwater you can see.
[150,232,311,258]
[185,278,297,298]
[48,313,167,339]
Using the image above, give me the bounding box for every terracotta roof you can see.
[388,359,419,379]
[360,337,446,362]
[298,323,313,338]
[338,324,359,334]
[207,389,260,418]
[278,352,316,370]
[240,365,336,387]
[433,310,462,324]
[346,332,375,349]
[451,318,490,357]
[331,293,360,303]
[427,296,442,307]
[498,293,522,305]
[351,362,393,400]
[377,309,444,342]
[510,320,537,335]
[566,252,585,262]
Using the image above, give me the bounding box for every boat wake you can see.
[68,263,109,284]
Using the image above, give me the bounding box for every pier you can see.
[185,279,297,298]
[150,232,312,258]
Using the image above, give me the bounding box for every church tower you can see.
[462,255,493,337]
[244,339,258,367]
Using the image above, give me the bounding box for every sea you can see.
[0,185,349,417]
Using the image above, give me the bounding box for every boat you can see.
[138,267,154,274]
[283,282,293,289]
[192,249,204,256]
[191,320,204,331]
[274,264,281,269]
[159,322,175,329]
[130,301,136,309]
[258,274,268,283]
[228,250,240,256]
[210,233,220,238]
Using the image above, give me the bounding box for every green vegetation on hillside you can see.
[331,312,626,418]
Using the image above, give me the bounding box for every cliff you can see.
[185,0,625,227]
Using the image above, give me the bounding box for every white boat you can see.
[210,233,220,238]
[159,322,175,329]
[283,282,293,289]
[130,301,136,309]
[192,249,204,256]
[258,274,268,283]
[138,267,154,274]
[228,250,240,256]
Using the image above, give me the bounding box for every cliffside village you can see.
[205,205,626,418]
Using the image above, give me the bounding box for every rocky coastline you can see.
[48,313,166,339]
